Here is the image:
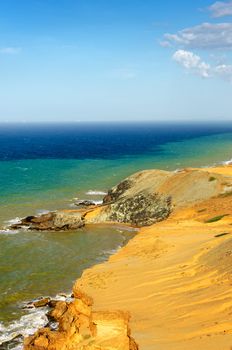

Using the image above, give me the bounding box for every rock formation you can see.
[9,167,232,231]
[10,211,85,231]
[24,290,138,350]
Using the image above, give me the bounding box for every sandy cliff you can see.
[23,165,232,349]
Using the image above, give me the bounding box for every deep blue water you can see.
[1,122,232,161]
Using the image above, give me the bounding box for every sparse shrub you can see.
[209,176,216,182]
[205,214,229,223]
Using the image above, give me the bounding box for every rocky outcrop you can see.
[108,192,171,226]
[10,211,85,231]
[24,290,138,350]
[103,179,132,204]
[9,167,232,231]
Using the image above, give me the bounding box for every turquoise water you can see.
[1,124,232,344]
[1,131,232,226]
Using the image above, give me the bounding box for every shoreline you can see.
[74,164,232,349]
[3,163,232,349]
[18,166,232,350]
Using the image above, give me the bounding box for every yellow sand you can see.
[74,166,232,349]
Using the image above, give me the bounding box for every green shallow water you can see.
[1,131,232,329]
[0,225,135,323]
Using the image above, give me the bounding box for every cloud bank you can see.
[208,1,232,18]
[161,1,232,82]
[163,23,232,50]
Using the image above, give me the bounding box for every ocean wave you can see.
[0,309,48,346]
[15,167,28,171]
[86,190,107,196]
[222,158,232,165]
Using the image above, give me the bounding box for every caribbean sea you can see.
[1,122,232,343]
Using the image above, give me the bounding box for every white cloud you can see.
[214,63,232,80]
[164,23,232,50]
[173,50,211,78]
[173,49,232,81]
[161,5,232,82]
[0,47,21,54]
[209,1,232,17]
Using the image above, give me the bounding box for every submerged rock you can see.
[0,335,23,350]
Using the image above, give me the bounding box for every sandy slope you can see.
[75,166,232,349]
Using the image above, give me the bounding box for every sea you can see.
[1,122,232,346]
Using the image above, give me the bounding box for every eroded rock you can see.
[24,290,138,350]
[109,192,172,227]
[9,211,85,231]
[103,179,132,204]
[33,297,51,308]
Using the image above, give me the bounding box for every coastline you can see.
[74,165,232,349]
[18,163,232,349]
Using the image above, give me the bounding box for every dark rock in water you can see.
[48,299,59,308]
[22,215,36,224]
[74,200,96,207]
[33,297,51,308]
[109,192,172,227]
[9,211,85,231]
[31,213,54,223]
[23,302,35,309]
[103,179,132,204]
[0,335,23,350]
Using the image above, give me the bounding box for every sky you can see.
[1,0,232,122]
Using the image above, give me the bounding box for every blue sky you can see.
[1,0,232,122]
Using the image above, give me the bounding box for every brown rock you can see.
[24,291,137,350]
[73,288,93,306]
[49,301,68,320]
[33,298,50,308]
[48,299,58,308]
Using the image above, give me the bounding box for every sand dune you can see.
[75,166,232,349]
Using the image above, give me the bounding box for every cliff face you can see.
[24,289,138,350]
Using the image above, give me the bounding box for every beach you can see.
[76,166,232,349]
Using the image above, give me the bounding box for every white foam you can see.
[92,200,103,205]
[223,158,232,165]
[86,190,107,196]
[36,209,50,216]
[5,217,22,226]
[0,309,48,345]
[0,229,19,235]
[69,203,77,208]
[173,168,183,173]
